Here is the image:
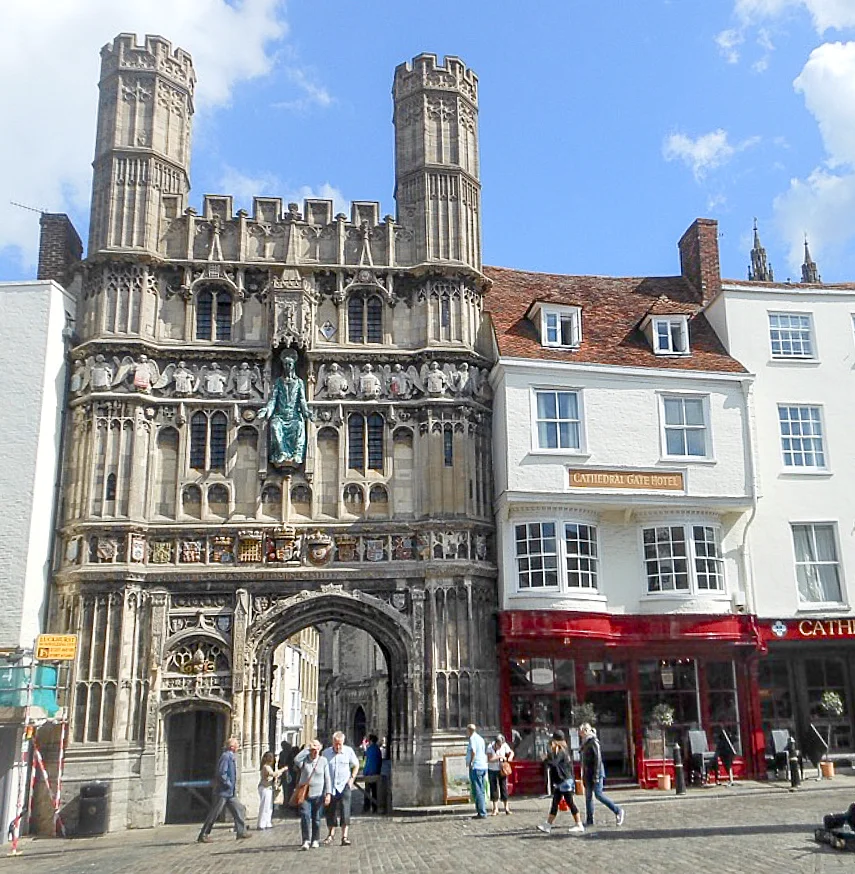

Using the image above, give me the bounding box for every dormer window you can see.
[650,316,690,356]
[529,303,582,349]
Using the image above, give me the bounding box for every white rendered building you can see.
[706,229,855,761]
[486,219,762,789]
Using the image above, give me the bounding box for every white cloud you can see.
[663,130,759,180]
[272,67,334,111]
[735,0,855,32]
[794,41,855,167]
[286,184,349,217]
[716,28,744,63]
[773,167,855,273]
[217,167,283,205]
[0,0,292,272]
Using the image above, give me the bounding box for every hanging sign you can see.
[35,635,78,661]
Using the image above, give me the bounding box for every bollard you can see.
[673,742,686,795]
[787,737,801,792]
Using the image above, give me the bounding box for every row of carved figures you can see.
[70,355,492,402]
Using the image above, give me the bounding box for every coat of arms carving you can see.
[306,530,333,566]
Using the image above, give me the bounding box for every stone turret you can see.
[88,34,195,257]
[801,236,820,284]
[393,54,481,272]
[748,218,773,282]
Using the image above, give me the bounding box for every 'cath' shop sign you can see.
[768,618,855,641]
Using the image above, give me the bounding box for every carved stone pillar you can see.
[231,588,249,751]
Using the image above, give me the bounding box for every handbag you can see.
[289,755,321,807]
[500,761,513,777]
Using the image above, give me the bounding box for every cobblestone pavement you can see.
[4,778,855,874]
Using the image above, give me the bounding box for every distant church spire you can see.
[801,235,820,284]
[748,218,773,281]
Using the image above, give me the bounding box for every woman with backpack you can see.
[536,730,585,835]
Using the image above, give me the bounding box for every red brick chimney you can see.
[37,213,82,287]
[678,218,721,304]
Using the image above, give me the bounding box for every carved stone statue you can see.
[90,355,113,391]
[425,360,448,395]
[173,361,196,396]
[258,350,313,466]
[114,354,160,393]
[200,361,228,396]
[230,361,261,398]
[387,363,413,398]
[358,363,382,399]
[323,363,349,399]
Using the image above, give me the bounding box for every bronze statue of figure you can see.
[258,350,312,466]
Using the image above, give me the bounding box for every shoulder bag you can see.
[500,760,513,777]
[289,756,321,807]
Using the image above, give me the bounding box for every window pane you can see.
[685,428,706,456]
[665,429,685,456]
[683,399,705,426]
[558,392,577,419]
[367,413,384,471]
[209,412,227,471]
[348,297,364,343]
[663,398,683,425]
[215,293,232,341]
[348,414,365,470]
[190,412,207,470]
[195,291,213,340]
[537,392,557,419]
[366,297,383,343]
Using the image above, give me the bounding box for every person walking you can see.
[257,751,285,830]
[322,731,359,846]
[293,740,331,850]
[579,723,624,827]
[465,723,488,819]
[362,734,383,813]
[197,737,251,843]
[537,730,585,835]
[487,733,514,815]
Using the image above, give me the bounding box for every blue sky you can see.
[2,0,855,283]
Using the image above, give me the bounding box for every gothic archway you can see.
[238,588,418,803]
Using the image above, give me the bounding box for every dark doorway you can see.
[166,709,226,823]
[587,689,633,779]
[353,705,367,745]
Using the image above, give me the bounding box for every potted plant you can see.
[650,703,675,790]
[819,691,844,779]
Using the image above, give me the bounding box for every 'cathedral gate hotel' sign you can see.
[568,468,685,491]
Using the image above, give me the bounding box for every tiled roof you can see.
[484,265,746,373]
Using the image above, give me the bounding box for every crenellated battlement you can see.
[100,32,195,95]
[393,53,478,105]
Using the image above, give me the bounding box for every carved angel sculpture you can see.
[422,360,451,396]
[89,355,113,391]
[358,363,382,399]
[70,360,88,395]
[316,362,351,399]
[198,361,228,396]
[153,361,197,396]
[113,354,160,393]
[229,362,262,398]
[382,363,420,399]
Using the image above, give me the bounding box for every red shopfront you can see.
[499,611,765,792]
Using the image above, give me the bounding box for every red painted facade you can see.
[499,611,766,792]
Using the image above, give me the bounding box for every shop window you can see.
[706,661,741,754]
[638,659,699,754]
[792,523,843,604]
[805,657,851,753]
[508,656,576,760]
[642,524,724,595]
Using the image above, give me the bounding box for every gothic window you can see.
[155,427,179,518]
[443,426,453,467]
[182,484,202,519]
[190,410,228,471]
[428,281,459,342]
[105,473,117,502]
[261,484,282,518]
[208,483,229,517]
[347,413,384,473]
[369,484,388,504]
[344,484,364,513]
[347,294,383,344]
[195,288,233,341]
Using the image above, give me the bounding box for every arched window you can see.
[443,426,453,467]
[196,288,233,341]
[347,294,383,344]
[105,473,117,502]
[208,483,229,517]
[190,410,228,471]
[348,413,385,473]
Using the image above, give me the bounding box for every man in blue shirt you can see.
[465,723,488,818]
[197,737,250,843]
[362,734,383,813]
[322,731,360,846]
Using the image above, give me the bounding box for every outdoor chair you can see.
[687,730,715,785]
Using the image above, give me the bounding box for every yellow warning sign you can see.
[35,634,77,661]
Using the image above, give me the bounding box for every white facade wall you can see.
[0,281,74,648]
[706,283,855,619]
[493,359,754,617]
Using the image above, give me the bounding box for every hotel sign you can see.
[769,619,855,641]
[568,468,684,491]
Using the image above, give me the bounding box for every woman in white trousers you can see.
[257,751,285,829]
